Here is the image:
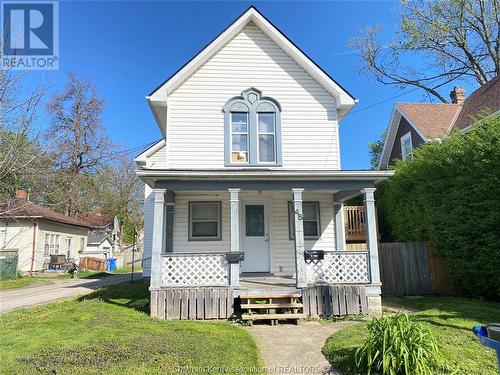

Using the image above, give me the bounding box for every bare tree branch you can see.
[350,0,499,102]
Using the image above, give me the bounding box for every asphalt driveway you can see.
[0,273,140,313]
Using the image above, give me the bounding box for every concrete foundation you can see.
[367,295,382,315]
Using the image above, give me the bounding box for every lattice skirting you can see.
[302,285,368,316]
[306,252,369,284]
[151,288,234,320]
[161,254,229,287]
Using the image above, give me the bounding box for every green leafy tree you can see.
[351,0,499,102]
[376,114,500,298]
[368,129,386,169]
[96,156,143,245]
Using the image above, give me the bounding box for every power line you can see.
[339,86,421,120]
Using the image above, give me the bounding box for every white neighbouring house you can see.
[0,191,92,272]
[135,7,393,319]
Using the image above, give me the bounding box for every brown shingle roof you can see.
[396,102,462,139]
[453,76,500,131]
[76,212,113,229]
[0,199,94,229]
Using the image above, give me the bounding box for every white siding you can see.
[0,220,35,272]
[0,219,88,272]
[36,221,88,268]
[82,238,113,260]
[166,23,339,170]
[142,184,154,278]
[172,191,231,253]
[145,143,167,169]
[171,190,336,276]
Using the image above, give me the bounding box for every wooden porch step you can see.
[241,303,303,309]
[242,313,305,320]
[239,293,301,299]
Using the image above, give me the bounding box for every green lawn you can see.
[0,282,261,374]
[323,297,500,375]
[0,276,51,289]
[0,266,141,290]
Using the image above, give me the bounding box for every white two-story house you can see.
[135,7,393,321]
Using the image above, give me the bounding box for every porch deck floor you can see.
[238,274,298,294]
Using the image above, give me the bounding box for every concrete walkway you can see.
[0,273,140,313]
[246,321,356,375]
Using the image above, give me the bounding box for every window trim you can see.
[288,201,321,240]
[188,201,222,241]
[223,88,282,167]
[44,234,50,256]
[257,112,277,164]
[230,111,249,164]
[401,131,413,160]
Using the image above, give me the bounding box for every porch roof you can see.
[136,169,394,197]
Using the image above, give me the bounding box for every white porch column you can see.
[363,188,380,284]
[292,188,307,288]
[363,188,382,314]
[333,200,346,251]
[150,188,166,289]
[228,188,241,287]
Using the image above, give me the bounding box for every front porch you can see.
[141,170,392,320]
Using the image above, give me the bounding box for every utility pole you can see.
[131,226,136,283]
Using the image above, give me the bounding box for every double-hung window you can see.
[45,234,59,255]
[189,202,222,241]
[288,201,320,239]
[231,112,249,163]
[401,132,413,160]
[257,112,276,163]
[44,234,50,255]
[54,235,60,254]
[224,88,281,166]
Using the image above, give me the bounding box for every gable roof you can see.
[147,6,356,134]
[378,77,500,170]
[88,230,112,246]
[397,103,462,139]
[378,103,461,169]
[0,199,93,229]
[453,75,500,131]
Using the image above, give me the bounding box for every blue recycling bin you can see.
[106,258,117,271]
[473,325,500,373]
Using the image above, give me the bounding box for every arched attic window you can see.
[223,88,282,166]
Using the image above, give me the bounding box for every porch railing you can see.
[306,251,370,285]
[161,252,230,287]
[344,206,366,241]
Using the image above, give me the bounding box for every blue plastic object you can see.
[473,325,500,373]
[106,258,117,271]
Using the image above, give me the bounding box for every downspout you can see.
[29,220,37,275]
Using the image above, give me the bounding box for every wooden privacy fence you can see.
[302,285,368,316]
[378,242,454,296]
[114,251,143,269]
[151,288,234,320]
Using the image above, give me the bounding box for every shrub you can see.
[376,115,500,299]
[355,314,438,374]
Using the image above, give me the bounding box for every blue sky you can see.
[28,1,463,169]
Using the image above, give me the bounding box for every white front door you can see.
[241,203,270,273]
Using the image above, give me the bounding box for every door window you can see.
[245,205,265,237]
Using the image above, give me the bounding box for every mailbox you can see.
[226,252,245,263]
[304,250,324,261]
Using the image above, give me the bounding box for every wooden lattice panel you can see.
[161,254,229,287]
[307,252,369,284]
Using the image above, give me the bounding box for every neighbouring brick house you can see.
[378,75,500,169]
